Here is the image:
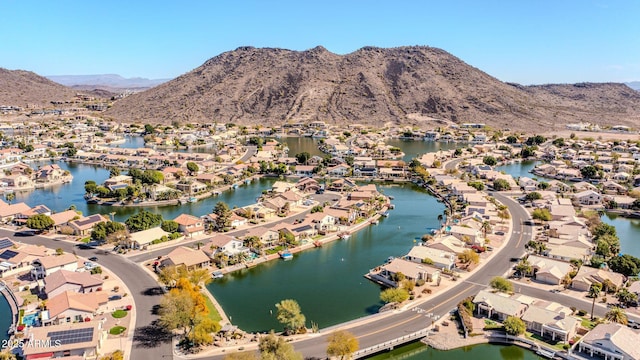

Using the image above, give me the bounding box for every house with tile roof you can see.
[21,321,106,360]
[31,254,80,280]
[521,305,580,343]
[571,267,626,292]
[44,290,109,325]
[472,290,528,321]
[577,323,640,360]
[43,269,104,299]
[174,213,205,238]
[68,214,108,236]
[161,246,210,270]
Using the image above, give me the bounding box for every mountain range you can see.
[46,74,168,92]
[2,46,640,131]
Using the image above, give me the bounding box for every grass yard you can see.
[112,309,128,319]
[204,295,223,323]
[109,326,126,335]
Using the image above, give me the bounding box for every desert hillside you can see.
[104,46,640,131]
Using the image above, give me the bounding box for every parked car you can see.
[471,245,486,253]
[494,231,505,236]
[88,257,98,262]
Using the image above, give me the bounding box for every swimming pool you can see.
[22,313,39,327]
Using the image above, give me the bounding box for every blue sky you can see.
[1,0,638,84]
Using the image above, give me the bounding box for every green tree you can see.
[99,351,124,360]
[595,234,620,258]
[520,146,536,158]
[489,276,513,293]
[258,332,303,360]
[161,220,179,233]
[616,288,639,307]
[589,283,602,320]
[295,152,311,165]
[275,299,306,335]
[482,156,497,166]
[91,221,126,242]
[608,254,640,276]
[493,179,510,191]
[515,259,533,276]
[186,162,199,175]
[125,210,163,232]
[532,208,552,221]
[505,135,518,144]
[592,223,617,239]
[503,316,526,336]
[458,249,480,266]
[4,192,15,204]
[144,124,155,134]
[604,307,628,325]
[326,330,359,360]
[580,165,598,179]
[84,180,98,195]
[380,288,409,304]
[212,201,232,232]
[109,167,121,178]
[25,214,55,231]
[524,192,542,201]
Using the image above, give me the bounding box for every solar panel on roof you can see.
[0,250,18,260]
[47,327,94,345]
[0,238,13,250]
[33,207,49,214]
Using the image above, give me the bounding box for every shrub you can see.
[111,309,128,319]
[577,310,587,316]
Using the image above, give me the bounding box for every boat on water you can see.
[388,196,394,200]
[389,204,395,209]
[313,240,322,247]
[211,271,224,279]
[188,197,197,203]
[339,232,351,240]
[371,219,379,225]
[280,251,293,260]
[381,211,390,217]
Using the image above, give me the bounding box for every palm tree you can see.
[481,221,491,238]
[604,307,628,325]
[437,214,444,229]
[5,192,15,204]
[589,283,602,320]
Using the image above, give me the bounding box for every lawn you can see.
[580,317,597,330]
[109,326,126,335]
[112,309,128,319]
[525,332,568,352]
[204,295,223,323]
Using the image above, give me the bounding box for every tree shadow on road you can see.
[133,321,173,348]
[142,286,165,296]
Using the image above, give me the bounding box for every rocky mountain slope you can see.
[104,46,640,131]
[0,68,79,107]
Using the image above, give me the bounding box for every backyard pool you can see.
[22,312,39,327]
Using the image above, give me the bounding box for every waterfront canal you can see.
[207,183,445,332]
[386,139,459,163]
[10,162,277,223]
[368,341,543,360]
[601,213,640,259]
[0,293,9,343]
[495,160,538,180]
